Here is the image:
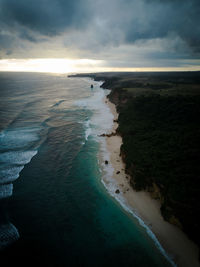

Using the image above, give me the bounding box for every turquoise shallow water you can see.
[0,72,171,266]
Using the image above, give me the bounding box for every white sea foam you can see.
[0,184,13,199]
[99,138,176,266]
[0,150,37,198]
[86,82,176,266]
[85,120,92,140]
[75,87,114,139]
[0,223,20,249]
[0,126,39,199]
[0,150,37,165]
[0,127,40,149]
[0,166,24,184]
[75,80,175,265]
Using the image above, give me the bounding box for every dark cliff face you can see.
[100,72,200,249]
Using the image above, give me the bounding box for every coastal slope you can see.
[69,71,200,266]
[105,97,199,267]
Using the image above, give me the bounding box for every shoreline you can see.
[101,95,199,267]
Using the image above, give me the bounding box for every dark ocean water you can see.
[0,72,172,266]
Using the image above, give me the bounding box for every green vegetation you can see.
[108,73,200,247]
[118,95,200,227]
[71,71,200,248]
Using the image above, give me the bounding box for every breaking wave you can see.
[0,223,20,250]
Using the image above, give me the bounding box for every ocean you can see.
[0,72,172,266]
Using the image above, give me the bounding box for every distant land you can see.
[70,71,200,256]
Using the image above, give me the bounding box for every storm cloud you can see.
[0,0,89,35]
[0,0,199,67]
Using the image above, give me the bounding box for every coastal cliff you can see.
[70,72,200,253]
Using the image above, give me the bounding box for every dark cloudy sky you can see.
[0,0,200,70]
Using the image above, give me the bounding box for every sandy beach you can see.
[102,96,199,267]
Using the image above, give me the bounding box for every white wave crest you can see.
[0,223,20,250]
[0,184,13,199]
[0,150,37,165]
[0,127,40,150]
[0,166,24,184]
[84,120,92,141]
[75,88,114,139]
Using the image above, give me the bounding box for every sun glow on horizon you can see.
[0,58,199,74]
[0,58,105,74]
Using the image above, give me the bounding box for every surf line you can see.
[97,88,176,267]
